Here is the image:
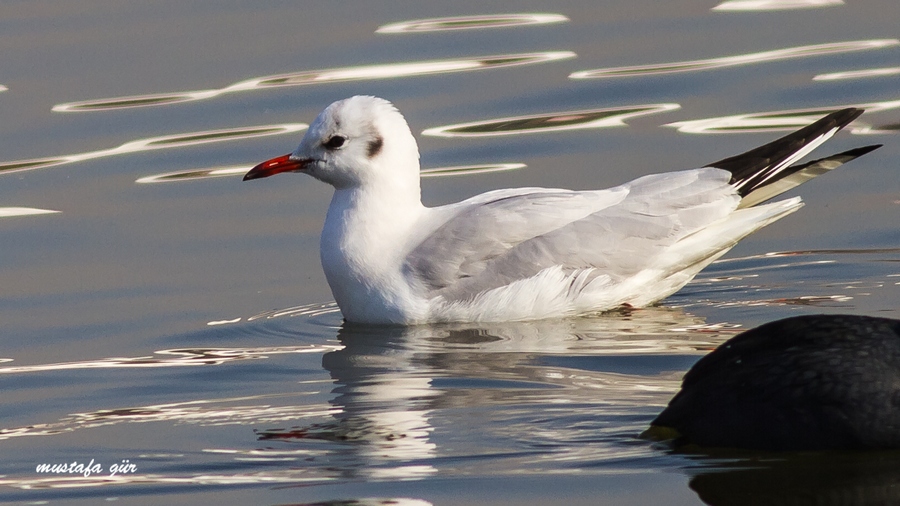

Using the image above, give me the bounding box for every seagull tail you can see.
[703,108,881,208]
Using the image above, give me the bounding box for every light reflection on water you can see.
[420,163,527,178]
[135,163,527,184]
[0,344,341,375]
[681,248,900,310]
[814,66,900,81]
[376,13,569,33]
[712,0,844,10]
[666,99,900,133]
[0,124,307,176]
[0,207,60,218]
[0,392,340,441]
[570,39,898,79]
[246,302,342,321]
[51,51,576,112]
[251,311,712,484]
[0,248,897,496]
[0,469,336,491]
[0,307,718,490]
[136,165,261,184]
[422,104,680,137]
[2,0,899,502]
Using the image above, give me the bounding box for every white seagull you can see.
[244,96,879,324]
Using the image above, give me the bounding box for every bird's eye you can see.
[324,136,346,149]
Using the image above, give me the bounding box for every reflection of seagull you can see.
[244,96,879,324]
[648,314,900,451]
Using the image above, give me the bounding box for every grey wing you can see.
[406,168,739,302]
[405,186,629,291]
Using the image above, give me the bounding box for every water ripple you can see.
[421,163,527,178]
[422,104,680,137]
[52,51,576,112]
[681,248,900,310]
[715,247,900,263]
[245,302,342,322]
[136,163,527,184]
[814,66,900,81]
[0,392,339,441]
[0,207,60,218]
[666,99,900,133]
[376,13,569,33]
[0,469,336,491]
[713,0,844,10]
[569,39,898,79]
[0,344,342,375]
[0,124,307,176]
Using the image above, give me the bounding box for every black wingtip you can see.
[828,107,864,125]
[842,144,883,157]
[707,107,871,203]
[781,143,882,174]
[736,143,882,208]
[809,107,864,131]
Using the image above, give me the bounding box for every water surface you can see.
[1,1,899,504]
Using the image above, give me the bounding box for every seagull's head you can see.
[244,96,420,190]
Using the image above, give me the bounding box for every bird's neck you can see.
[327,175,424,228]
[322,180,426,272]
[320,182,428,322]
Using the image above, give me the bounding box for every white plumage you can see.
[244,96,877,324]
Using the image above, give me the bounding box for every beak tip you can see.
[242,153,299,182]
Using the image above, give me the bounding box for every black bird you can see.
[647,314,900,451]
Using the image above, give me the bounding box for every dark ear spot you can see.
[366,136,384,158]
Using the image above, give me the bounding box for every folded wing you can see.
[406,168,740,303]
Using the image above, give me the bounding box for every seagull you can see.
[244,96,880,324]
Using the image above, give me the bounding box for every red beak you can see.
[243,154,308,181]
